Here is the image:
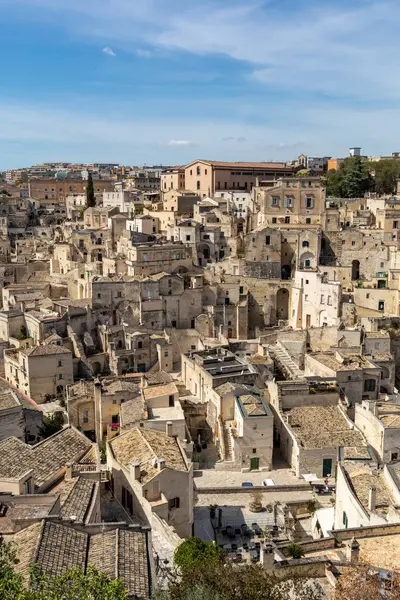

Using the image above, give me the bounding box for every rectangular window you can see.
[364,379,376,392]
[306,217,311,224]
[168,497,180,510]
[284,198,294,208]
[394,221,399,229]
[169,394,174,407]
[272,217,277,224]
[306,197,314,209]
[305,294,308,301]
[285,216,290,224]
[83,410,89,424]
[265,235,270,245]
[271,197,279,207]
[327,296,332,305]
[378,300,385,311]
[343,511,348,528]
[321,294,325,303]
[58,360,62,367]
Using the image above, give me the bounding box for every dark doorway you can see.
[351,260,360,280]
[276,289,289,320]
[323,458,332,477]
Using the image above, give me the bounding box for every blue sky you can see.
[1,0,400,168]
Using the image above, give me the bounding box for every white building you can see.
[103,182,138,213]
[214,191,253,217]
[290,270,342,329]
[126,215,159,235]
[107,426,193,537]
[334,457,400,529]
[65,194,86,220]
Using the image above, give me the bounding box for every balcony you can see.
[107,422,120,440]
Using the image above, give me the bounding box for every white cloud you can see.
[102,46,116,57]
[167,139,194,147]
[10,0,400,102]
[136,48,152,58]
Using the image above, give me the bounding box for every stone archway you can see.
[197,243,212,266]
[300,251,315,269]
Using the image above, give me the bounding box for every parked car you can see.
[241,482,253,487]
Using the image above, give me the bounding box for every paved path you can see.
[195,489,315,507]
[194,464,300,488]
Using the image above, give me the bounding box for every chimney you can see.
[157,457,166,471]
[131,460,141,480]
[346,537,360,563]
[260,542,275,571]
[287,414,292,425]
[65,461,73,480]
[368,486,377,512]
[166,421,173,437]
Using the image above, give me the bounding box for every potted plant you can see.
[249,492,263,513]
[307,500,317,515]
[287,543,304,559]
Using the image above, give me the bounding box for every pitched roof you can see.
[0,391,20,411]
[143,382,177,400]
[287,405,365,450]
[110,428,188,483]
[144,370,173,386]
[120,396,146,429]
[59,477,97,523]
[23,344,71,357]
[0,427,92,487]
[186,160,289,169]
[12,521,151,598]
[36,521,88,577]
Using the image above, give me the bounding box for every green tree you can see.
[38,413,64,439]
[26,566,128,600]
[0,540,25,600]
[326,157,373,198]
[340,157,372,198]
[372,158,400,195]
[164,562,322,600]
[174,538,223,574]
[86,172,96,208]
[326,169,344,197]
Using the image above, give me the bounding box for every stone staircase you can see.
[223,424,234,462]
[269,343,304,380]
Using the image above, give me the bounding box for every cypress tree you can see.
[86,172,96,207]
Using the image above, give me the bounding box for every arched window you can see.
[302,241,309,248]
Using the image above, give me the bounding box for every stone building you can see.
[107,426,193,537]
[269,379,366,478]
[4,343,73,404]
[256,177,325,227]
